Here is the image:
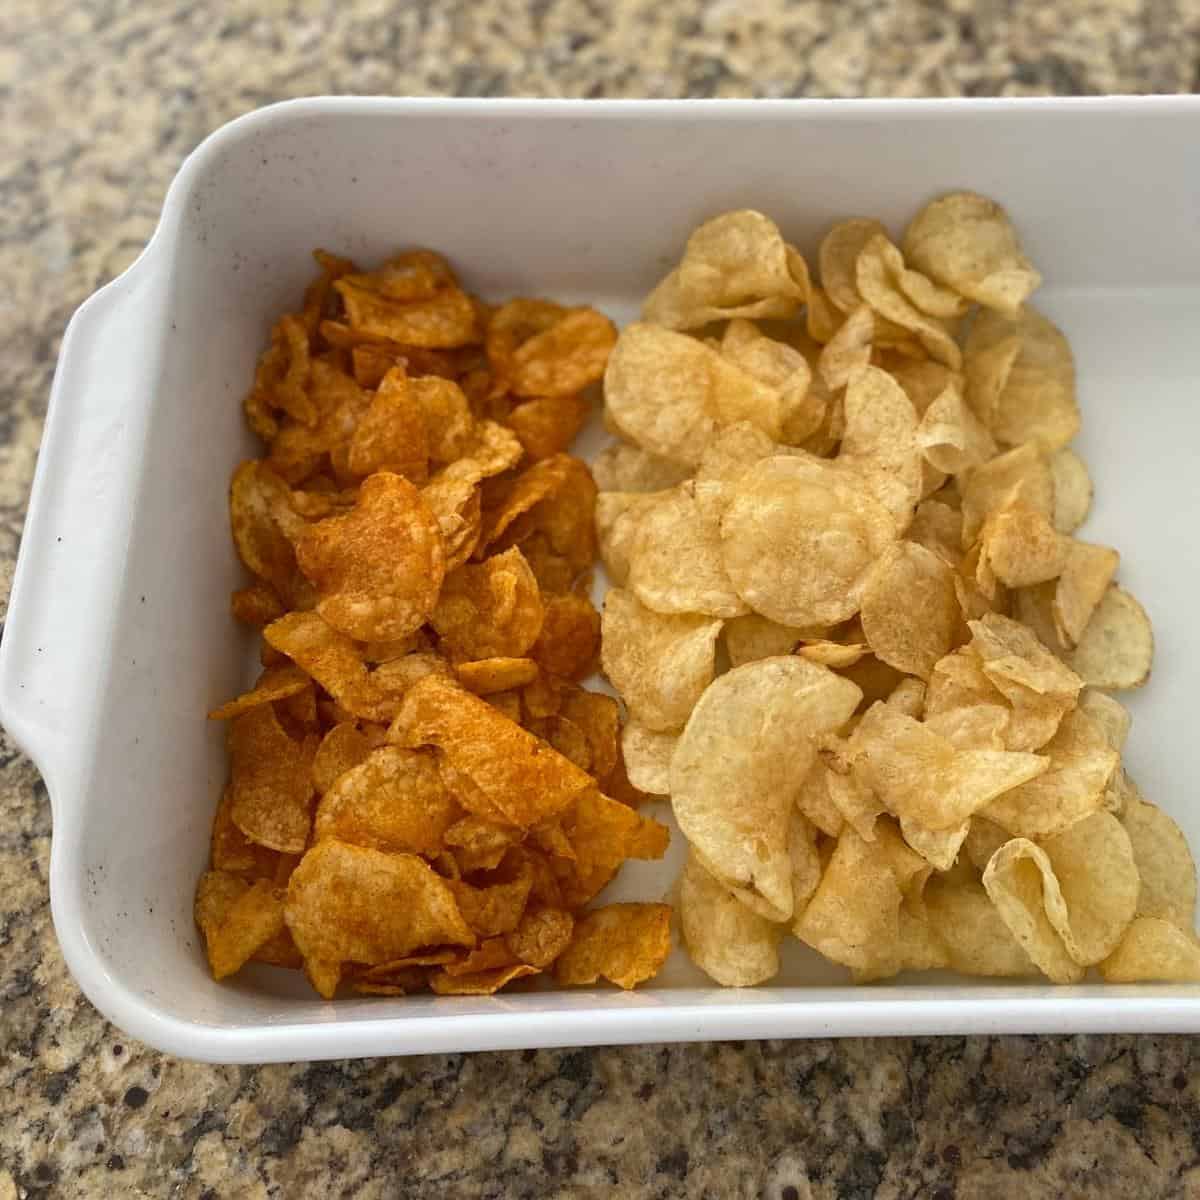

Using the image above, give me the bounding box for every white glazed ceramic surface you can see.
[3,97,1200,1063]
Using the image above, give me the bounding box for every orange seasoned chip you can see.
[311,722,372,794]
[244,315,314,440]
[529,591,601,680]
[506,394,592,461]
[455,657,540,695]
[429,963,539,994]
[210,787,282,878]
[229,460,309,597]
[195,872,288,980]
[559,687,620,784]
[510,307,617,398]
[334,276,478,349]
[431,547,544,660]
[443,814,524,873]
[296,471,445,642]
[421,472,482,573]
[228,704,316,854]
[394,675,595,828]
[486,298,567,387]
[506,907,575,968]
[231,581,287,628]
[346,366,429,483]
[554,902,672,989]
[446,862,534,938]
[208,664,311,721]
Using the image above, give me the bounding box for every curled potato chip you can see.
[245,315,314,438]
[643,210,807,329]
[924,876,1036,977]
[720,320,821,444]
[431,547,544,660]
[818,304,874,391]
[447,863,534,939]
[421,473,482,573]
[208,664,311,721]
[849,702,1046,832]
[819,217,889,313]
[454,658,540,695]
[195,872,288,980]
[429,962,539,994]
[334,276,478,349]
[210,787,284,878]
[444,815,523,874]
[794,760,844,838]
[672,657,862,922]
[228,705,316,854]
[595,491,663,587]
[620,722,677,796]
[902,191,1041,317]
[554,902,672,989]
[721,455,896,627]
[285,840,475,998]
[823,753,885,842]
[231,580,287,628]
[628,481,746,618]
[509,307,616,398]
[313,746,458,855]
[960,442,1054,547]
[964,814,1010,873]
[600,588,721,733]
[506,394,591,461]
[1099,918,1200,983]
[229,460,310,598]
[1076,689,1131,753]
[1065,585,1154,691]
[604,324,789,464]
[860,541,958,679]
[1050,448,1092,534]
[915,382,997,476]
[680,851,782,986]
[964,307,1079,451]
[979,503,1067,588]
[311,722,372,795]
[529,592,600,681]
[346,366,429,483]
[1122,794,1196,927]
[1052,541,1118,648]
[906,499,964,568]
[394,675,594,828]
[505,906,575,968]
[592,442,692,493]
[297,472,445,642]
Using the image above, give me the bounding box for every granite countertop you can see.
[3,2,1200,1196]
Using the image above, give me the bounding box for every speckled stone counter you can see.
[3,2,1200,1196]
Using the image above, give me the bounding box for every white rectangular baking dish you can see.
[5,96,1200,1063]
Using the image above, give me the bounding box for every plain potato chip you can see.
[818,304,875,391]
[794,760,845,839]
[979,503,1067,588]
[1052,541,1118,648]
[600,589,722,733]
[671,657,862,922]
[915,382,997,476]
[297,472,445,642]
[228,704,316,854]
[284,840,476,998]
[594,491,664,587]
[1099,918,1200,983]
[554,902,673,989]
[906,499,964,568]
[959,442,1054,546]
[313,746,458,855]
[1065,585,1154,691]
[924,703,1009,751]
[721,455,897,627]
[1050,448,1092,534]
[720,320,822,444]
[902,191,1041,317]
[642,210,806,329]
[394,675,595,828]
[924,875,1037,977]
[965,307,1079,451]
[695,421,783,487]
[592,442,692,493]
[819,217,889,313]
[431,546,544,661]
[1122,795,1197,928]
[860,541,958,679]
[620,722,677,796]
[723,613,809,667]
[1076,689,1131,753]
[680,851,782,986]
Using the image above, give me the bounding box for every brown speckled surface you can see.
[3,3,1200,1197]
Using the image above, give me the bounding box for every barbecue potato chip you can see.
[394,675,595,828]
[506,394,592,462]
[860,541,959,679]
[443,815,524,874]
[284,840,475,998]
[346,366,429,483]
[420,473,483,572]
[643,210,807,329]
[313,746,458,855]
[1099,918,1200,983]
[528,592,600,680]
[208,664,311,721]
[849,702,1046,832]
[964,307,1079,451]
[431,546,544,660]
[558,790,670,904]
[604,324,789,464]
[1065,585,1154,690]
[721,455,897,627]
[915,382,997,476]
[429,963,540,994]
[902,191,1041,317]
[672,657,862,922]
[311,723,372,795]
[1052,541,1119,648]
[509,307,617,398]
[592,442,692,493]
[680,851,782,986]
[554,902,673,989]
[628,481,746,618]
[620,722,677,796]
[446,862,534,938]
[195,872,288,980]
[1050,448,1092,533]
[1121,794,1196,927]
[505,906,575,968]
[229,460,309,598]
[924,875,1037,977]
[600,589,722,732]
[454,657,540,694]
[228,704,316,854]
[297,472,445,642]
[334,276,478,349]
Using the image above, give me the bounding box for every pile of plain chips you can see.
[198,249,673,999]
[598,194,1199,986]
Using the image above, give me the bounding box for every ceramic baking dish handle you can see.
[0,259,166,794]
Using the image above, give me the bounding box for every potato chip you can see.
[443,814,523,874]
[620,722,677,796]
[231,580,287,628]
[453,657,539,695]
[1051,540,1118,648]
[592,442,692,493]
[228,704,316,854]
[486,298,568,385]
[723,613,808,668]
[210,787,282,878]
[554,902,673,989]
[444,419,525,483]
[902,191,1041,317]
[1050,447,1092,534]
[229,460,310,598]
[822,752,885,842]
[394,675,594,828]
[313,745,458,856]
[334,276,478,348]
[859,541,958,679]
[345,366,429,483]
[604,324,790,464]
[509,307,616,398]
[978,503,1067,589]
[208,664,311,721]
[793,760,845,839]
[899,815,970,872]
[311,723,372,794]
[721,455,896,627]
[964,307,1079,451]
[924,875,1037,977]
[244,315,315,439]
[818,304,875,391]
[720,320,822,444]
[1122,794,1196,928]
[680,851,782,986]
[419,473,482,573]
[446,863,534,939]
[440,938,518,977]
[296,472,444,642]
[643,210,807,330]
[429,963,539,994]
[1065,584,1154,691]
[505,906,575,968]
[195,872,288,980]
[600,589,721,733]
[528,591,600,681]
[915,382,997,476]
[672,657,862,922]
[284,840,475,998]
[819,217,889,313]
[959,442,1054,546]
[905,499,963,569]
[1099,918,1200,983]
[924,704,1009,751]
[506,394,591,461]
[431,547,544,660]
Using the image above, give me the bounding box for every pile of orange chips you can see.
[197,249,671,999]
